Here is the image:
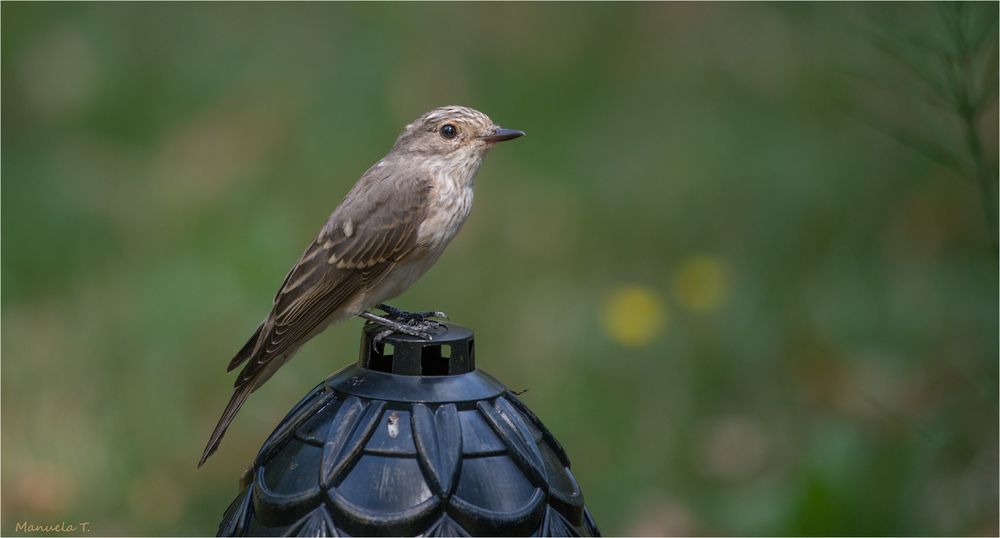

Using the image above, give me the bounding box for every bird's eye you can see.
[440,124,458,139]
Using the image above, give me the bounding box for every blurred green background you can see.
[2,3,997,536]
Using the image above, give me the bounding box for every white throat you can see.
[415,151,484,250]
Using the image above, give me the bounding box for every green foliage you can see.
[2,3,996,535]
[861,2,999,250]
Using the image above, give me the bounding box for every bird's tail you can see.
[227,322,263,372]
[199,322,266,467]
[199,382,254,467]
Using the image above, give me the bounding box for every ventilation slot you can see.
[368,342,393,373]
[421,345,451,375]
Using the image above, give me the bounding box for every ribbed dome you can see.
[218,322,599,537]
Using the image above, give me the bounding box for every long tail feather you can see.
[198,382,255,467]
[227,322,263,372]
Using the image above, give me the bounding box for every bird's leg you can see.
[376,303,448,323]
[360,311,434,340]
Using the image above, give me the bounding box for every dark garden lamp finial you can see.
[359,321,475,376]
[218,321,600,536]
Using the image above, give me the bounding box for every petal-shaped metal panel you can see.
[449,487,546,537]
[453,455,537,513]
[539,506,580,537]
[320,397,384,488]
[257,389,339,465]
[253,467,322,527]
[218,487,253,537]
[263,441,322,495]
[326,486,441,537]
[411,403,462,496]
[477,399,546,487]
[295,400,341,446]
[538,443,584,524]
[505,391,571,468]
[458,409,506,456]
[336,454,433,512]
[424,515,469,537]
[285,507,338,537]
[583,508,601,536]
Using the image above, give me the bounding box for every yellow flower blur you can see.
[672,256,728,313]
[601,285,668,347]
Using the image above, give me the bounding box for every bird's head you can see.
[391,106,524,159]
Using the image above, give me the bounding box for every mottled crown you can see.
[417,105,493,128]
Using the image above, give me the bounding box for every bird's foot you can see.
[376,303,448,323]
[360,311,443,343]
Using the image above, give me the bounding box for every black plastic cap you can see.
[360,321,475,376]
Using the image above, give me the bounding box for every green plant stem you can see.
[939,3,999,254]
[962,110,999,254]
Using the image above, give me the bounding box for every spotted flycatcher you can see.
[199,106,523,466]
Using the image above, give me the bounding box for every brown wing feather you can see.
[253,173,427,365]
[200,166,430,466]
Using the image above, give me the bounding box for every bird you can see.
[198,105,524,467]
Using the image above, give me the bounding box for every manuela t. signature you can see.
[15,521,91,534]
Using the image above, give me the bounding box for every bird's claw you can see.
[406,318,447,333]
[374,325,434,344]
[364,312,438,344]
[373,329,394,344]
[400,318,440,339]
[376,303,448,323]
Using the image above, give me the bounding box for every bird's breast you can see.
[415,169,476,250]
[373,178,473,303]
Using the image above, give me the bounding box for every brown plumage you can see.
[199,106,523,466]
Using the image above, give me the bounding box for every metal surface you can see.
[218,322,599,536]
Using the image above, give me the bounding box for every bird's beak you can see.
[481,127,525,143]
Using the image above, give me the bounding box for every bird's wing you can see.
[200,167,430,466]
[239,168,431,386]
